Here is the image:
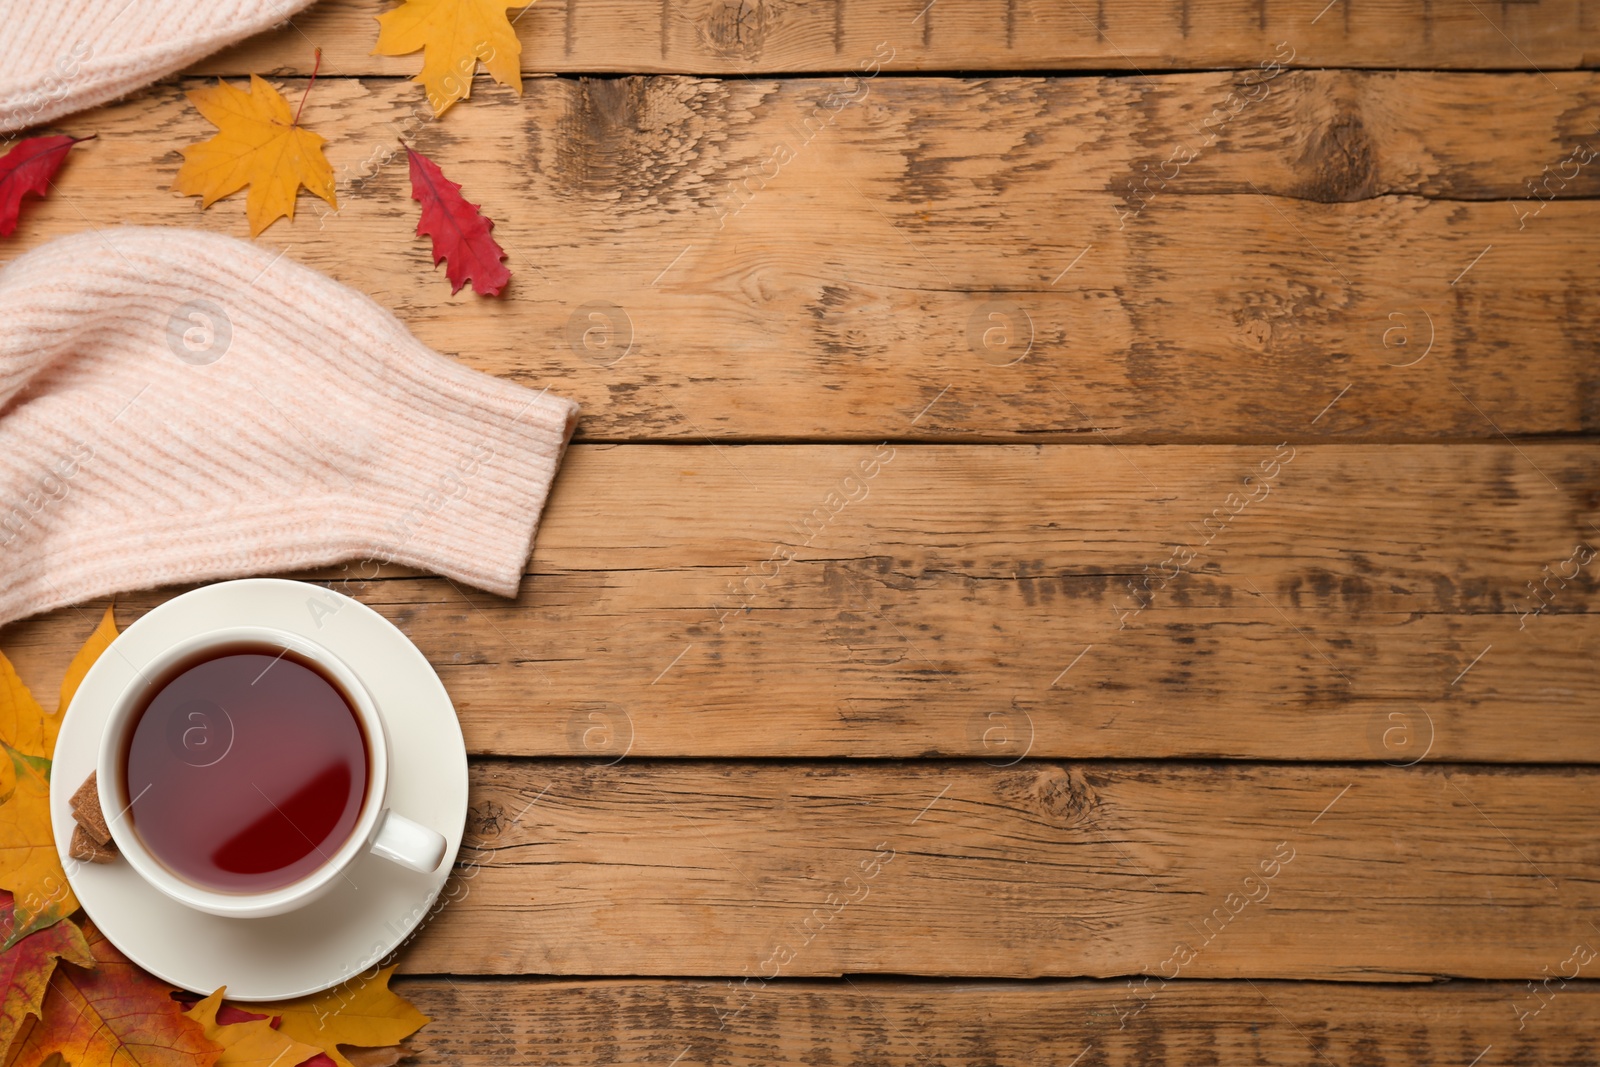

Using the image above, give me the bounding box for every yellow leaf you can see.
[0,746,76,948]
[374,0,528,116]
[236,967,427,1067]
[174,75,337,237]
[184,990,322,1067]
[0,607,116,940]
[0,656,53,768]
[57,606,117,742]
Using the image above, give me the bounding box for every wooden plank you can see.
[395,976,1600,1066]
[199,0,1600,75]
[5,74,1598,441]
[381,760,1597,977]
[4,444,1596,761]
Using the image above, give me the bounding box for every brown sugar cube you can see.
[69,771,112,846]
[69,824,117,865]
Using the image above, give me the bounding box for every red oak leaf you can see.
[404,143,509,296]
[0,136,91,238]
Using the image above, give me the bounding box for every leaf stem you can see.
[294,47,323,126]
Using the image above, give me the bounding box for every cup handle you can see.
[370,810,448,874]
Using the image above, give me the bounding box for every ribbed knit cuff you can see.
[341,342,580,597]
[228,245,583,599]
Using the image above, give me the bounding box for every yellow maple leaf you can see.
[174,74,337,237]
[184,989,322,1067]
[0,745,76,948]
[374,0,529,116]
[236,966,427,1067]
[58,606,117,729]
[0,656,55,770]
[0,610,117,943]
[0,607,116,836]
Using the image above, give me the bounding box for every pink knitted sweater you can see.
[0,227,579,628]
[1,0,319,134]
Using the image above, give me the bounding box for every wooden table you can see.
[4,0,1599,1061]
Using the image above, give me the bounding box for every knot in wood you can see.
[1298,110,1376,203]
[1003,765,1100,829]
[701,0,768,57]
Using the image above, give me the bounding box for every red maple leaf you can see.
[8,919,218,1067]
[0,136,91,238]
[0,891,92,1062]
[404,143,509,297]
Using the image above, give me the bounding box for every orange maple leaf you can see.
[374,0,530,116]
[0,892,92,1065]
[174,67,337,237]
[8,920,219,1067]
[236,966,427,1067]
[184,989,322,1067]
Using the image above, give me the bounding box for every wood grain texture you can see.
[2,0,1591,1044]
[4,74,1598,441]
[394,976,1600,1066]
[3,444,1595,761]
[199,0,1600,75]
[381,760,1599,978]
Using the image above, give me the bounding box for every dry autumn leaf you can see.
[168,999,409,1067]
[0,651,57,766]
[0,891,92,1064]
[374,0,529,116]
[236,967,426,1067]
[184,990,321,1067]
[0,136,92,238]
[0,744,76,949]
[0,609,118,946]
[57,607,117,721]
[8,920,218,1067]
[337,1045,408,1067]
[404,144,509,296]
[174,59,336,237]
[290,1048,407,1067]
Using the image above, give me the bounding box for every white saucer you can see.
[51,578,467,1000]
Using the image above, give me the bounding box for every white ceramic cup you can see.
[95,625,447,919]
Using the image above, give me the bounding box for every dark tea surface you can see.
[124,645,368,893]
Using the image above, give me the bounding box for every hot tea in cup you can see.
[122,642,369,893]
[97,626,447,919]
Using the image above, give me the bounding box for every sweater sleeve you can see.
[0,0,318,134]
[0,227,578,627]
